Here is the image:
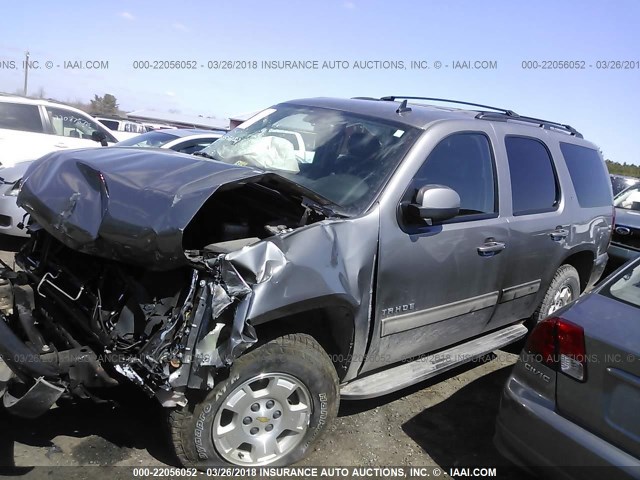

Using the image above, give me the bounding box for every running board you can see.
[340,324,527,399]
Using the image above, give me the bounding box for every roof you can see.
[126,110,229,130]
[229,110,264,122]
[0,93,85,111]
[282,97,479,129]
[282,97,583,138]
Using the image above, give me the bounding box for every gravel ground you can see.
[0,236,535,479]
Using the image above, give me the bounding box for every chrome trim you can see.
[499,279,541,303]
[380,291,499,336]
[342,324,527,399]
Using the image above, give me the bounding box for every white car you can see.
[115,128,224,154]
[0,129,224,237]
[94,116,148,140]
[0,94,117,168]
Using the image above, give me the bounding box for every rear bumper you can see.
[495,376,640,479]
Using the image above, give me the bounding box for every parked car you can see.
[0,130,224,238]
[611,174,640,197]
[0,161,34,236]
[609,183,640,264]
[0,94,117,168]
[495,256,640,479]
[0,96,613,467]
[115,128,224,154]
[94,116,148,140]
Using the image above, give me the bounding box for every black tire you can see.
[530,264,580,326]
[169,333,339,467]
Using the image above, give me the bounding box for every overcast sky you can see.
[1,0,639,164]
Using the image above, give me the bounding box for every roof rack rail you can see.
[475,112,583,138]
[379,96,582,138]
[380,96,518,116]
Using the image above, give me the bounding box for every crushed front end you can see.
[0,230,260,417]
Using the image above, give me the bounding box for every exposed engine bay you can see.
[0,174,329,418]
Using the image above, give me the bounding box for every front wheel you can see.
[530,264,580,325]
[170,333,339,467]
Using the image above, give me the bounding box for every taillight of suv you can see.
[525,317,587,382]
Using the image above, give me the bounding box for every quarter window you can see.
[505,136,559,215]
[560,142,612,208]
[412,133,497,218]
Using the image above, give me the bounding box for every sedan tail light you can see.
[525,317,587,381]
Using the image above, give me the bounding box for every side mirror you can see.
[92,130,108,147]
[406,184,460,224]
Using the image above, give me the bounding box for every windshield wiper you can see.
[301,196,344,219]
[193,151,218,160]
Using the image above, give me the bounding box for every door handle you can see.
[549,227,569,241]
[477,239,506,256]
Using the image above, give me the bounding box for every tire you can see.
[530,264,580,326]
[169,333,339,467]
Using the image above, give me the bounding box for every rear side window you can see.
[560,143,612,207]
[505,136,558,215]
[99,119,119,130]
[0,102,43,133]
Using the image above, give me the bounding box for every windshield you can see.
[614,185,640,211]
[199,105,420,214]
[116,130,177,147]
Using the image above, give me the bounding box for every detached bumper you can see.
[494,376,640,479]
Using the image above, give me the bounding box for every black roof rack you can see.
[475,112,582,138]
[379,96,582,138]
[380,96,518,116]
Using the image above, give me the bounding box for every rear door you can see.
[557,261,640,459]
[490,133,573,325]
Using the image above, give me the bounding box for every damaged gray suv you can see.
[0,96,613,466]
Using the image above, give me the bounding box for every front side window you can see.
[46,106,108,141]
[0,103,43,133]
[200,105,420,214]
[506,136,559,215]
[409,132,497,218]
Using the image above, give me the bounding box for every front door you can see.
[362,131,509,372]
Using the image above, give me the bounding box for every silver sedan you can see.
[495,257,640,478]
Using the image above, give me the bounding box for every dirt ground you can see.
[0,236,536,479]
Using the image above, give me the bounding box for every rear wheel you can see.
[530,264,580,325]
[170,333,339,467]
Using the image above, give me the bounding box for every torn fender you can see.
[222,207,381,381]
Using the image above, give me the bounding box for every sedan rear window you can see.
[603,262,640,308]
[116,130,176,147]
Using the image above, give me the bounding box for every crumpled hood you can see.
[18,147,267,268]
